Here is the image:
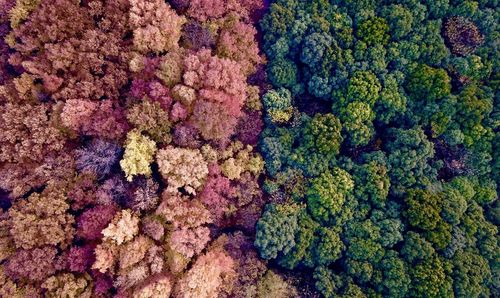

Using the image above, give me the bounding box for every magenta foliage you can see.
[131,79,173,111]
[0,0,267,295]
[148,80,173,110]
[168,0,189,12]
[5,246,57,282]
[236,111,264,145]
[93,271,114,295]
[142,217,165,241]
[173,123,202,148]
[129,178,160,212]
[68,174,98,211]
[199,164,234,224]
[65,244,96,273]
[77,205,118,241]
[131,79,149,99]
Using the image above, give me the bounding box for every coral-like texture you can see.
[102,210,140,245]
[10,185,74,249]
[120,130,157,181]
[157,146,208,194]
[0,0,289,296]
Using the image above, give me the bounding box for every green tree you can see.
[262,88,293,124]
[300,113,343,157]
[410,256,453,298]
[278,211,318,269]
[301,32,334,70]
[441,186,468,225]
[374,251,410,298]
[381,4,413,40]
[345,70,381,106]
[313,266,340,298]
[357,17,390,46]
[255,203,302,260]
[309,227,344,266]
[385,127,436,195]
[375,72,407,124]
[267,58,299,90]
[401,231,435,264]
[452,250,492,297]
[454,84,493,147]
[352,160,390,208]
[260,126,295,176]
[260,1,296,46]
[307,168,354,224]
[405,64,451,102]
[345,220,384,263]
[341,101,375,147]
[405,189,443,231]
[424,220,452,250]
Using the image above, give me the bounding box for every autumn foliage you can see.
[0,0,291,296]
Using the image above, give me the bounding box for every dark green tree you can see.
[357,17,390,46]
[255,203,302,260]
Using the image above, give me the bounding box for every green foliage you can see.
[375,73,407,124]
[255,203,302,260]
[257,0,499,296]
[341,101,375,147]
[301,33,334,70]
[405,189,442,230]
[262,88,293,124]
[267,58,299,90]
[401,232,436,264]
[424,220,452,250]
[441,187,468,225]
[278,211,318,269]
[410,256,453,298]
[454,84,493,147]
[385,127,436,195]
[309,227,344,266]
[381,4,413,39]
[352,160,390,208]
[260,126,295,176]
[345,220,384,263]
[374,251,410,297]
[308,75,333,99]
[406,64,451,102]
[448,55,491,82]
[346,71,381,106]
[301,113,343,157]
[372,215,404,248]
[260,1,296,45]
[313,266,339,298]
[452,251,492,297]
[307,168,353,224]
[414,20,449,65]
[357,17,390,46]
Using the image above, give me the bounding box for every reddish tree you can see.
[5,246,57,282]
[199,164,235,226]
[444,16,484,56]
[77,205,118,241]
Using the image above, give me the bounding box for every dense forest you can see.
[255,0,499,297]
[0,0,498,297]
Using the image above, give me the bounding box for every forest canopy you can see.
[256,0,499,297]
[0,0,498,297]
